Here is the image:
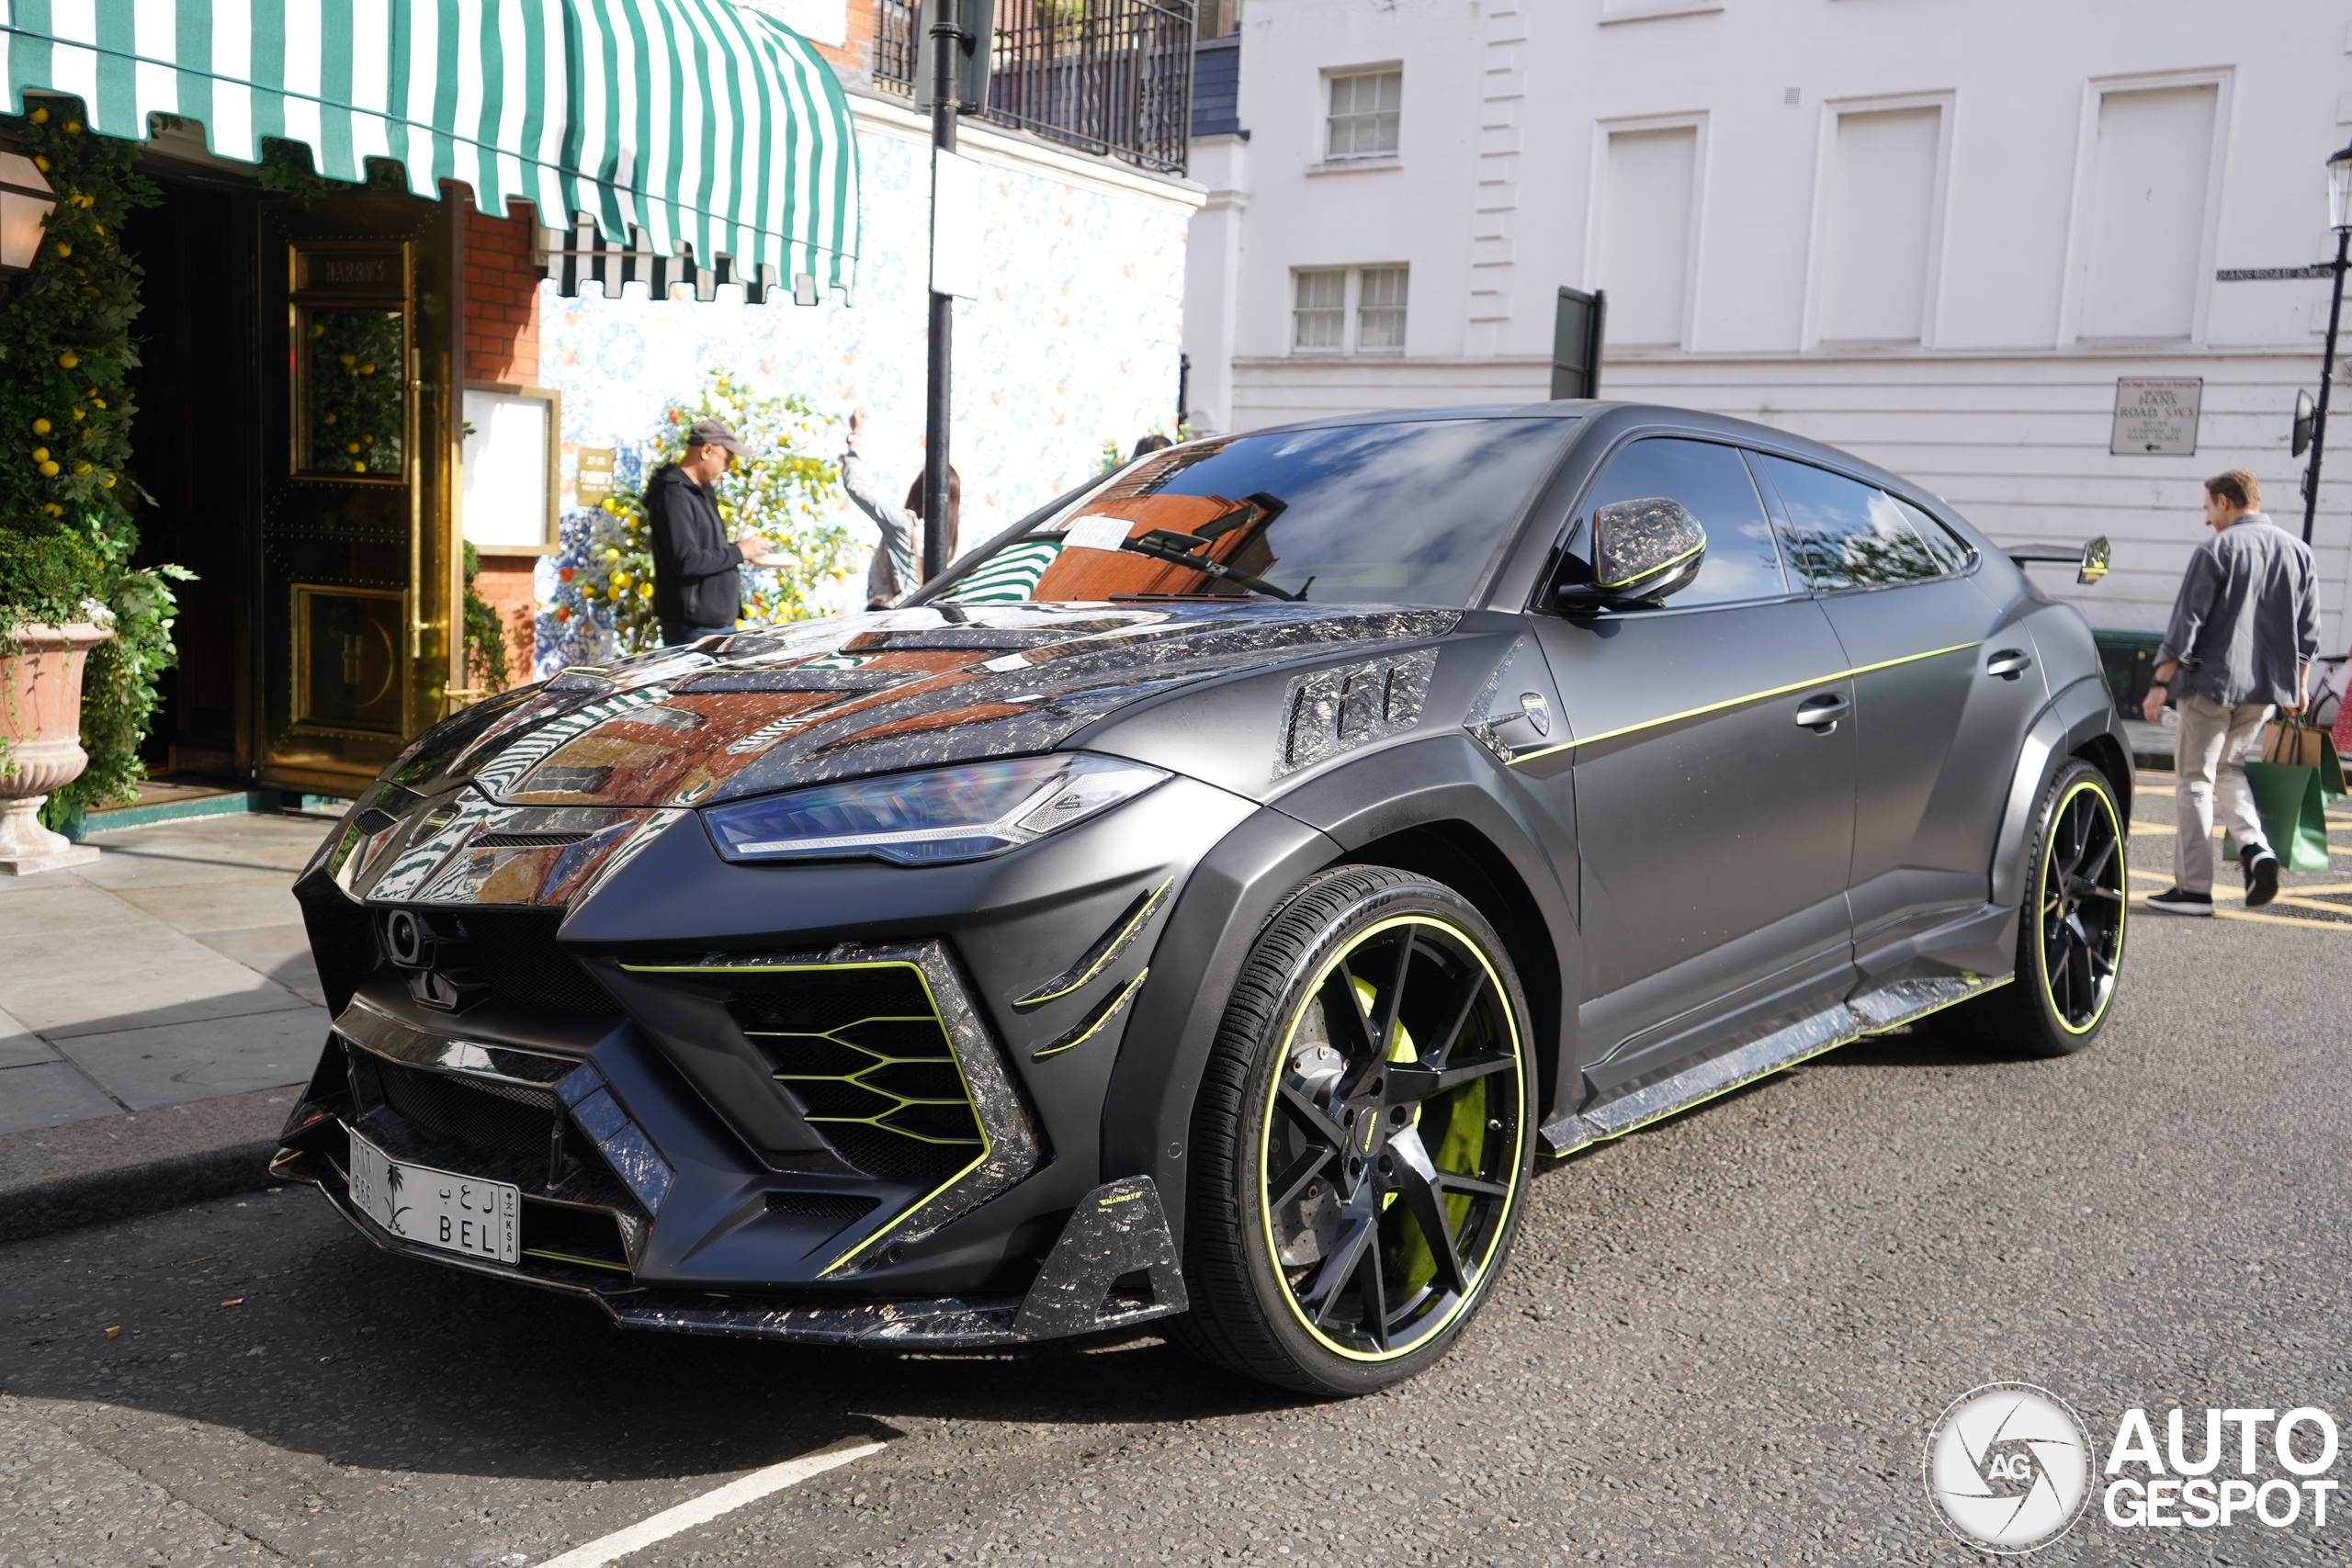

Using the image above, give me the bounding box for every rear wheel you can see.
[1937,760,2128,1057]
[1170,866,1536,1394]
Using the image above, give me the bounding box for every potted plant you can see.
[0,96,181,871]
[0,624,111,873]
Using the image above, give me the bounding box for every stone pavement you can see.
[0,810,337,1137]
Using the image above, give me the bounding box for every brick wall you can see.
[464,200,547,692]
[807,1,877,82]
[464,203,542,385]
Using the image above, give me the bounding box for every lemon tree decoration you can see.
[0,95,195,826]
[307,311,404,474]
[582,371,850,655]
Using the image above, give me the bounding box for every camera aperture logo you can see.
[1923,1383,2092,1553]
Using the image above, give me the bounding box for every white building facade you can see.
[1182,0,2352,642]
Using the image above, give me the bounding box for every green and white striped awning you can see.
[2,0,860,291]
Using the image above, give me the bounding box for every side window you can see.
[1578,437,1789,608]
[1747,452,1960,590]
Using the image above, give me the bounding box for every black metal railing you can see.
[874,0,1195,177]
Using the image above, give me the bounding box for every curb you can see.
[0,1086,299,1247]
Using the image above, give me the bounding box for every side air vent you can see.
[727,964,985,1190]
[615,942,1046,1275]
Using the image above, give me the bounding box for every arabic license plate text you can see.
[348,1133,520,1265]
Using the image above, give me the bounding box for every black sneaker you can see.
[2245,852,2281,908]
[2145,887,2214,915]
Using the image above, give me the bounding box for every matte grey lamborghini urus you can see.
[278,401,2131,1394]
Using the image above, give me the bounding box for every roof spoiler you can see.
[2000,536,2110,586]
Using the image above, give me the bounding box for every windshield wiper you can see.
[1118,525,1308,603]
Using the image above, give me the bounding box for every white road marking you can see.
[532,1438,887,1568]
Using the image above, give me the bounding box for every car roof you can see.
[1235,400,1930,507]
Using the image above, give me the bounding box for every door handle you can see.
[1985,648,2033,681]
[1794,694,1849,733]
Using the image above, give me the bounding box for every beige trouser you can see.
[2173,693,2273,892]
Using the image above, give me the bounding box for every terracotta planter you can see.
[0,621,114,874]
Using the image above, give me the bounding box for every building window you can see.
[1327,69,1401,160]
[1294,268,1347,350]
[1292,265,1408,354]
[1357,265,1409,349]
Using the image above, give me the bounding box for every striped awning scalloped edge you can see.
[3,0,860,293]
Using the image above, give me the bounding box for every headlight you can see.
[702,752,1170,866]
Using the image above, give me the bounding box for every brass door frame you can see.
[254,192,461,795]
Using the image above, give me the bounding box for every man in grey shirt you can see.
[2142,469,2318,914]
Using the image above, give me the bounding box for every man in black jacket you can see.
[647,418,786,645]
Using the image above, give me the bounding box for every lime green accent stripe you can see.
[1016,878,1172,1010]
[1506,639,1984,768]
[1596,538,1702,592]
[523,1247,631,1273]
[1033,968,1150,1060]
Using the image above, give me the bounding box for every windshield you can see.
[940,417,1573,609]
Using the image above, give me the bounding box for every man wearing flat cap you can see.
[646,417,788,645]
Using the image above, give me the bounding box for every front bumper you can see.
[280,772,1255,1342]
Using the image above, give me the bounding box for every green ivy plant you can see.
[0,95,193,824]
[461,541,512,692]
[570,370,849,655]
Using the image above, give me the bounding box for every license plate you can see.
[346,1131,520,1265]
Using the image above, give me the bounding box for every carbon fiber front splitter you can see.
[283,1143,1189,1348]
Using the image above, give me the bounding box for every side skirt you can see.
[1538,973,2007,1157]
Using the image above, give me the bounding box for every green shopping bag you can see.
[2224,761,2335,872]
[2259,714,2348,802]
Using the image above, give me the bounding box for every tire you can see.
[1935,760,2128,1058]
[1168,865,1538,1394]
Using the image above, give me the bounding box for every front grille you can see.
[375,1057,556,1156]
[458,910,624,1020]
[726,964,986,1190]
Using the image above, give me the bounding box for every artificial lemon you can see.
[64,120,81,133]
[612,570,630,589]
[38,460,59,477]
[353,460,368,473]
[56,352,77,369]
[101,474,114,489]
[28,107,46,124]
[345,441,361,454]
[31,447,48,462]
[73,461,89,474]
[51,242,69,258]
[30,155,48,172]
[29,419,48,435]
[639,582,652,599]
[604,547,620,563]
[69,408,83,421]
[323,413,337,425]
[41,502,61,515]
[312,323,326,338]
[359,363,375,375]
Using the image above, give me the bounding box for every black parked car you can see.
[277,403,2130,1394]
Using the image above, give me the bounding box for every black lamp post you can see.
[2300,141,2352,545]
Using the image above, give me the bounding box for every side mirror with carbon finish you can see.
[1555,495,1709,612]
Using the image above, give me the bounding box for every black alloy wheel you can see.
[1172,866,1535,1393]
[1937,760,2128,1057]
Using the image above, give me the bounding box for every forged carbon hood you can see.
[381,602,1461,809]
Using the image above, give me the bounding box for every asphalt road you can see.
[6,792,2351,1567]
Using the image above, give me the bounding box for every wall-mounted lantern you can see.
[0,150,55,272]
